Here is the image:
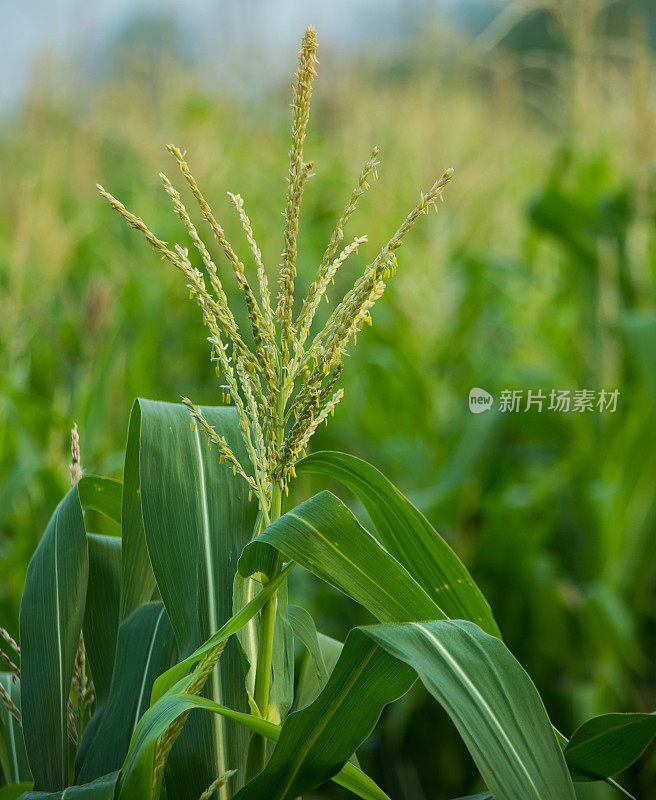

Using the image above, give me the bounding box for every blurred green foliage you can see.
[1,3,655,797]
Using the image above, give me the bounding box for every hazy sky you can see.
[3,0,480,108]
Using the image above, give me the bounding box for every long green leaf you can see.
[287,606,328,687]
[239,491,444,623]
[233,621,575,800]
[0,675,30,784]
[232,629,417,800]
[74,534,122,777]
[119,687,393,800]
[119,401,155,622]
[294,631,343,711]
[564,712,656,781]
[115,563,291,800]
[76,602,175,784]
[269,590,294,725]
[364,621,575,800]
[297,451,500,636]
[83,535,122,706]
[17,772,118,799]
[19,487,89,791]
[137,400,262,799]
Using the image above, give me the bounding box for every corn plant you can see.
[2,27,654,800]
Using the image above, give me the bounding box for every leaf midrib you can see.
[414,623,542,800]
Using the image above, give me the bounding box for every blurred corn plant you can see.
[1,26,655,800]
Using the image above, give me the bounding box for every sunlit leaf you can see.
[239,490,444,623]
[297,451,499,636]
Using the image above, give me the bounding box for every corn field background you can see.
[1,1,655,797]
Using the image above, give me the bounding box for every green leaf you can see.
[76,602,175,784]
[17,772,118,799]
[269,589,294,725]
[239,491,445,624]
[119,401,156,622]
[19,487,89,792]
[286,609,356,768]
[0,675,31,784]
[297,451,500,636]
[120,687,392,800]
[136,400,261,798]
[234,622,575,800]
[287,606,328,687]
[83,535,122,706]
[564,712,656,781]
[364,621,575,800]
[0,784,32,800]
[232,628,416,800]
[151,565,293,704]
[116,564,291,800]
[294,631,343,711]
[77,478,122,526]
[76,534,121,779]
[187,697,389,800]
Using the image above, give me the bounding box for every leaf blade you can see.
[239,491,445,624]
[83,534,122,706]
[119,401,155,622]
[19,488,89,791]
[17,772,118,799]
[364,621,575,800]
[564,712,656,781]
[77,478,122,526]
[76,602,176,784]
[233,621,575,800]
[137,400,263,798]
[297,451,499,636]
